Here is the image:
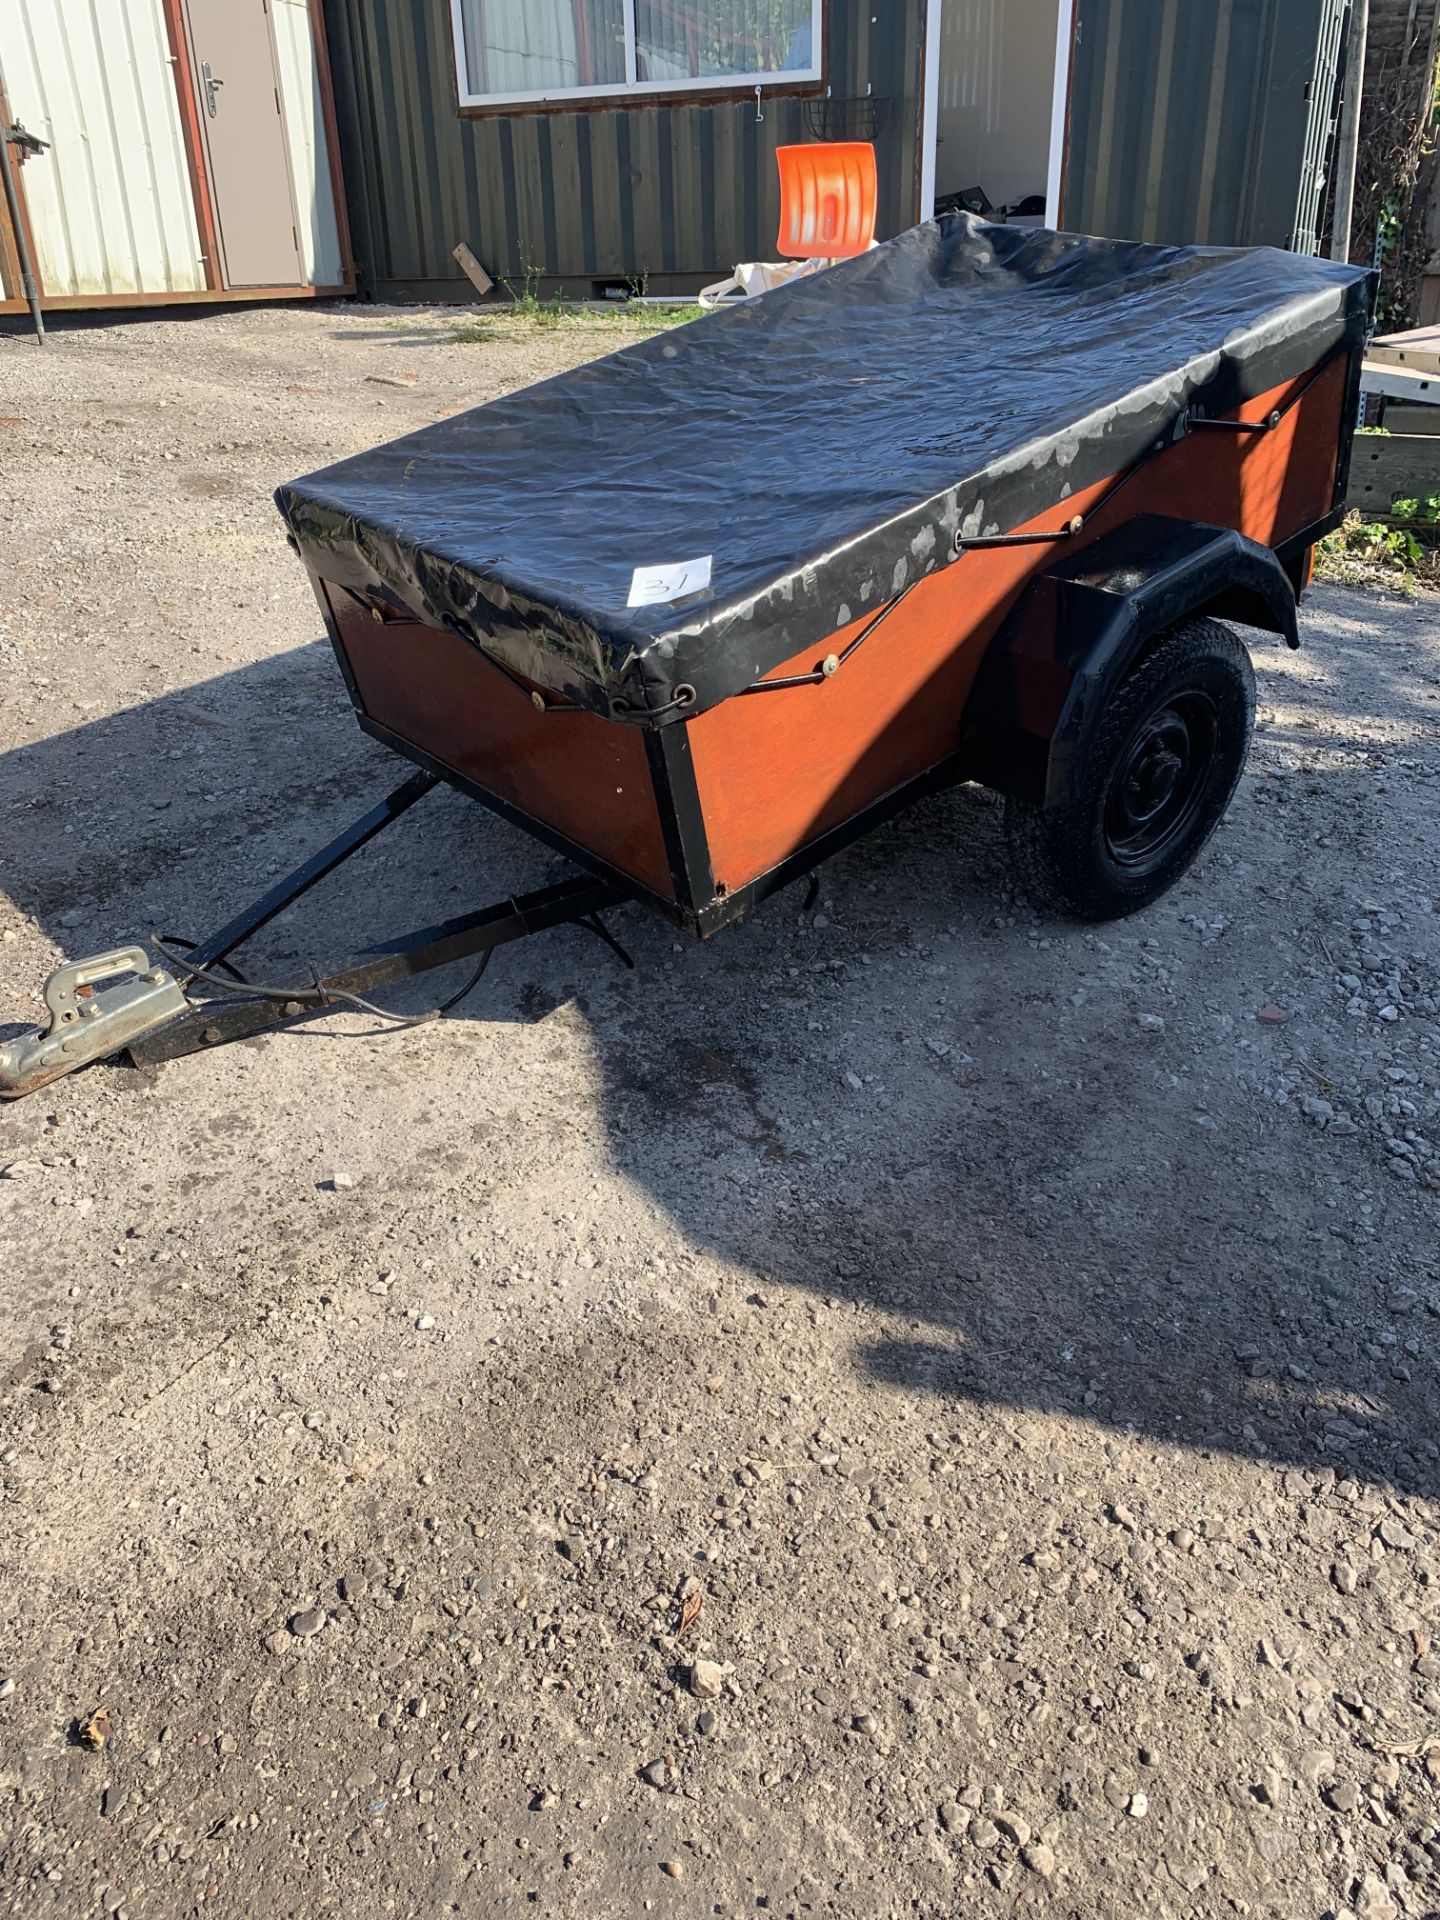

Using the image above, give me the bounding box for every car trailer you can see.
[1,216,1374,1102]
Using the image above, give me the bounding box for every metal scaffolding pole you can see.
[0,120,45,344]
[1329,0,1371,263]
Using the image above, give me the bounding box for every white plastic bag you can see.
[697,258,821,308]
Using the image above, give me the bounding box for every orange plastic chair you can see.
[776,142,878,260]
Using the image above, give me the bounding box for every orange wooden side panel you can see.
[688,360,1348,895]
[326,588,676,901]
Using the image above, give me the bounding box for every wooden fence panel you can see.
[1345,433,1440,517]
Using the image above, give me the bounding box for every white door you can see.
[184,0,303,288]
[921,0,1074,225]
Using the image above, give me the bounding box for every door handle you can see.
[201,61,224,117]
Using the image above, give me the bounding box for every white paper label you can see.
[627,555,712,608]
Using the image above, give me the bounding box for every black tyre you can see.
[1003,617,1255,920]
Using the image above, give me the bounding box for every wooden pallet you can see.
[1345,432,1440,521]
[1368,323,1440,378]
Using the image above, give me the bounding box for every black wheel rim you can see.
[1103,690,1220,871]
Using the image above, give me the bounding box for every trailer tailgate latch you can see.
[0,948,188,1099]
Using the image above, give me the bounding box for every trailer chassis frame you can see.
[0,772,632,1099]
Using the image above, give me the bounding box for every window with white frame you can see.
[449,0,823,108]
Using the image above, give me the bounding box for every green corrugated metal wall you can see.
[323,0,1345,304]
[1063,0,1348,251]
[323,0,925,300]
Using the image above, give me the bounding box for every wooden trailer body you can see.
[278,215,1374,935]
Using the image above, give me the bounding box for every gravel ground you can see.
[1,303,1438,1920]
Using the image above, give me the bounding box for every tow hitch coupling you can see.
[0,948,187,1099]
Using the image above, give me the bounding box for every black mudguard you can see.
[961,514,1299,809]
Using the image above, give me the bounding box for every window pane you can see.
[634,1,818,84]
[459,0,627,96]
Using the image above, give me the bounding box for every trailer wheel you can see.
[1003,617,1255,920]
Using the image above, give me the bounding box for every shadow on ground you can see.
[2,601,1436,1504]
[0,639,589,1032]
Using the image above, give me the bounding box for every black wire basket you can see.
[804,94,880,142]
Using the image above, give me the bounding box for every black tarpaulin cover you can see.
[277,215,1371,722]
